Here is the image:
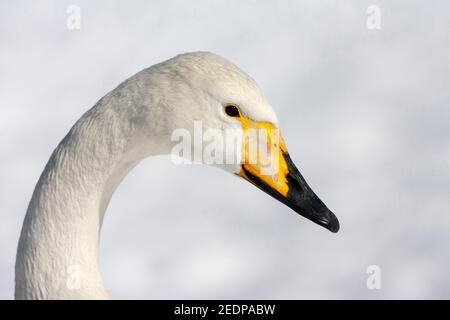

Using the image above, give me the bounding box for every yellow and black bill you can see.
[237,124,339,233]
[240,151,339,233]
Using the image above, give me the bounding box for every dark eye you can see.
[224,104,241,117]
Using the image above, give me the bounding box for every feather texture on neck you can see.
[15,75,166,299]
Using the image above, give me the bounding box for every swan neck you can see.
[15,103,143,299]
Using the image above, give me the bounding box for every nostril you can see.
[286,172,305,193]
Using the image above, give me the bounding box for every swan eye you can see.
[224,104,241,117]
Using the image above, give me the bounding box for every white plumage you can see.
[15,52,338,299]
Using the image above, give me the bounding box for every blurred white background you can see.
[1,0,449,299]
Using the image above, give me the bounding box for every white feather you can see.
[15,52,278,299]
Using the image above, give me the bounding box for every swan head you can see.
[140,52,339,233]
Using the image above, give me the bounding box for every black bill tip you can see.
[326,212,340,233]
[313,205,340,233]
[284,185,340,233]
[241,156,340,233]
[284,153,340,233]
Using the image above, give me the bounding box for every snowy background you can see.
[1,0,449,299]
